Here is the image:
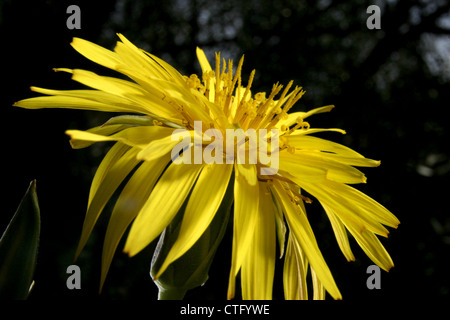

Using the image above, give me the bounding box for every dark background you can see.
[1,0,449,302]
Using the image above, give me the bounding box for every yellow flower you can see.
[14,34,399,300]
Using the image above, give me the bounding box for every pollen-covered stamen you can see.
[222,60,235,116]
[250,83,284,129]
[277,181,312,206]
[285,117,305,134]
[215,52,221,95]
[231,56,244,94]
[265,87,305,130]
[289,188,313,204]
[176,105,195,130]
[241,108,257,131]
[287,145,296,154]
[269,80,294,117]
[201,71,214,99]
[237,69,255,110]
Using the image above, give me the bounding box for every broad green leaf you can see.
[0,180,40,299]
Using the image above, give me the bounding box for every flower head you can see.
[14,34,399,300]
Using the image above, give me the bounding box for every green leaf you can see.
[0,180,40,300]
[150,173,234,300]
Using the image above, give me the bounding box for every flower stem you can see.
[158,287,187,300]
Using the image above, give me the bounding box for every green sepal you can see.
[101,114,184,129]
[150,173,234,300]
[102,115,154,127]
[0,180,40,300]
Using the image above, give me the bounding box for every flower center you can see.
[184,53,306,134]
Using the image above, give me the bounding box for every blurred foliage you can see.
[1,0,450,300]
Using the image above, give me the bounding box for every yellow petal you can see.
[338,182,400,228]
[87,142,129,207]
[291,150,381,168]
[273,193,287,258]
[196,47,213,73]
[298,180,390,237]
[347,226,394,271]
[241,182,276,300]
[283,233,308,300]
[311,267,326,300]
[322,204,355,262]
[114,41,170,81]
[66,129,119,146]
[278,157,327,183]
[116,33,186,85]
[137,130,192,162]
[29,87,149,115]
[298,105,335,119]
[280,151,367,184]
[319,187,395,271]
[13,95,128,113]
[56,68,180,120]
[155,163,233,279]
[66,125,127,149]
[66,125,175,150]
[285,135,364,158]
[227,164,259,299]
[289,128,347,135]
[123,162,203,257]
[71,37,122,70]
[272,180,342,300]
[100,153,171,291]
[75,144,140,259]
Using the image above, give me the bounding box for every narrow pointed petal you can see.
[137,130,192,162]
[100,153,171,291]
[241,182,276,300]
[287,179,390,237]
[346,226,395,271]
[283,233,308,300]
[116,33,185,84]
[322,204,355,262]
[13,95,129,113]
[29,87,146,113]
[278,157,327,183]
[311,267,326,300]
[335,182,400,228]
[57,68,181,119]
[75,144,140,259]
[291,150,381,168]
[227,164,259,299]
[285,135,365,158]
[299,105,335,119]
[155,163,233,279]
[71,37,122,70]
[272,180,342,300]
[67,125,175,150]
[319,180,398,232]
[124,162,203,257]
[67,125,130,149]
[196,47,213,73]
[273,194,287,258]
[280,151,367,184]
[289,128,347,136]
